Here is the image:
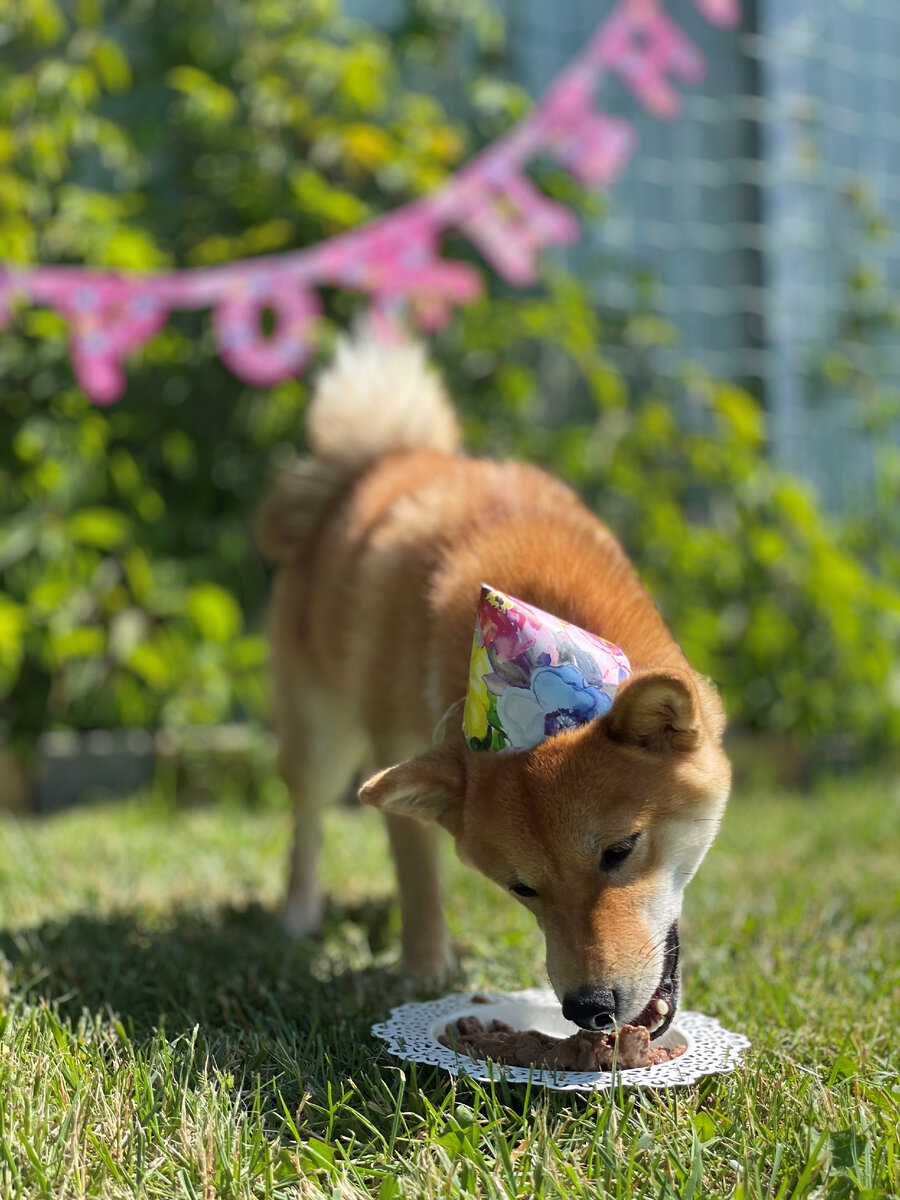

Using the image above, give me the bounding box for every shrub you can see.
[439,271,900,747]
[2,0,898,753]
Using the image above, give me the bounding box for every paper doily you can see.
[372,987,751,1092]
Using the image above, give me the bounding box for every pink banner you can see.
[0,0,740,403]
[597,0,707,119]
[693,0,741,27]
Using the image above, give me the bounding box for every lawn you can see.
[0,772,897,1199]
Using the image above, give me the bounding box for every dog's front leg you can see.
[384,812,453,982]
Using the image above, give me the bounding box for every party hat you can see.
[463,584,632,752]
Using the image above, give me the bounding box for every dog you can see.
[256,329,731,1037]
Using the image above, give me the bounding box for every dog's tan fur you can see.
[258,331,731,1021]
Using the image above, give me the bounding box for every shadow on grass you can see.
[0,900,647,1120]
[0,897,454,1106]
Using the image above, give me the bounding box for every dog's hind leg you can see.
[274,654,368,940]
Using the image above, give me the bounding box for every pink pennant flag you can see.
[457,170,580,286]
[693,0,741,28]
[598,0,706,119]
[212,277,321,388]
[30,276,168,405]
[0,0,741,404]
[544,82,639,189]
[0,273,13,330]
[322,214,482,324]
[558,114,637,188]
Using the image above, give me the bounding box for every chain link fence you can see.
[502,0,900,514]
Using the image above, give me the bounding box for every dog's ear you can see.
[604,670,700,753]
[359,743,466,832]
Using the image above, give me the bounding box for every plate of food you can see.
[372,988,750,1092]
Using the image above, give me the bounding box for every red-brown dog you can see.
[257,331,731,1036]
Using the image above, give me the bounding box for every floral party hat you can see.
[463,584,632,752]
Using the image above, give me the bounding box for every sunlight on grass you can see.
[0,778,897,1198]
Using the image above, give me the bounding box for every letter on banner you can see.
[365,219,483,322]
[322,213,483,328]
[693,0,741,27]
[598,0,707,119]
[544,86,638,189]
[212,277,321,388]
[67,283,168,404]
[457,170,580,286]
[14,273,169,404]
[541,64,638,188]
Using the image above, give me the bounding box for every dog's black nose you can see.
[562,987,617,1031]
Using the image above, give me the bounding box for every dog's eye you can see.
[600,833,641,872]
[509,882,538,899]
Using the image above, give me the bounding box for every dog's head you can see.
[361,668,730,1036]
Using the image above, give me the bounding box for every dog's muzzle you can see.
[630,920,681,1040]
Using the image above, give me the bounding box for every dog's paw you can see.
[401,940,457,989]
[281,897,323,940]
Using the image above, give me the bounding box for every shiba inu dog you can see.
[257,330,731,1037]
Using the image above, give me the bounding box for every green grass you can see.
[0,775,897,1199]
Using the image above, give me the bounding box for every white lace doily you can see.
[371,987,751,1092]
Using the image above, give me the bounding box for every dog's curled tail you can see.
[255,329,460,563]
[307,328,461,470]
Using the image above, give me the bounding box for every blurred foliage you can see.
[1,0,899,753]
[1,0,488,741]
[810,183,900,591]
[441,274,900,748]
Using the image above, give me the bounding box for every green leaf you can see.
[89,38,132,93]
[715,385,764,447]
[127,642,174,691]
[377,1178,400,1200]
[829,1128,868,1172]
[186,584,242,644]
[29,0,66,44]
[228,636,266,670]
[827,1053,858,1083]
[299,1137,336,1175]
[66,509,133,551]
[693,1112,717,1143]
[0,598,26,689]
[0,520,38,570]
[49,626,107,662]
[166,66,238,122]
